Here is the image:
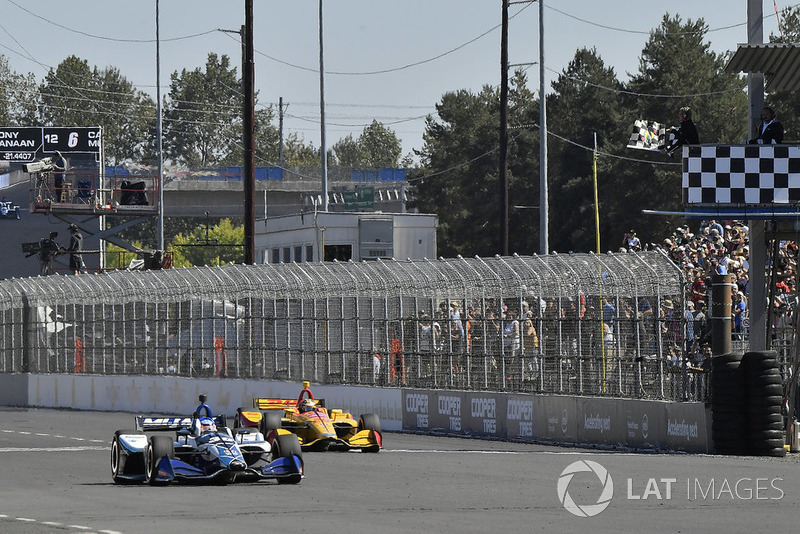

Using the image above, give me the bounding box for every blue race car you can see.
[0,197,20,219]
[110,394,304,485]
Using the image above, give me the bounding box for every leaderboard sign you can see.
[0,126,102,162]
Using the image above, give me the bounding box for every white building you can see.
[256,211,437,264]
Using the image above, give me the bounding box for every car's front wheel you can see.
[273,434,302,485]
[145,435,174,486]
[358,414,382,453]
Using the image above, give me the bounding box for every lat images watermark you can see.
[557,460,614,517]
[557,460,786,517]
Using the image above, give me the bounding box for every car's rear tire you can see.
[274,434,302,485]
[111,429,141,484]
[145,435,174,486]
[260,411,283,435]
[233,407,249,430]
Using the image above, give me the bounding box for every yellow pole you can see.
[593,132,606,391]
[593,132,600,254]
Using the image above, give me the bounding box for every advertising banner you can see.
[533,395,579,443]
[664,402,709,453]
[402,388,710,453]
[620,398,667,450]
[506,394,535,440]
[403,389,432,432]
[576,397,626,446]
[461,392,505,438]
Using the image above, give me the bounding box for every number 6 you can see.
[68,132,79,148]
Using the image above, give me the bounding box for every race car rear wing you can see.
[135,415,226,432]
[253,398,326,410]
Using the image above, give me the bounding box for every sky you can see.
[0,0,789,163]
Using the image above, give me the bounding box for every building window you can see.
[294,246,302,263]
[282,247,290,263]
[305,245,314,262]
[271,248,280,264]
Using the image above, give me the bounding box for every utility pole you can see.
[319,0,328,212]
[747,0,766,351]
[499,0,510,256]
[279,97,285,168]
[155,0,164,253]
[243,0,256,264]
[538,0,548,255]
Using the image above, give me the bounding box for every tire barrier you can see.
[711,353,747,455]
[742,351,786,457]
[711,351,787,457]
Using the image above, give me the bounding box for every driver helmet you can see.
[194,416,216,435]
[299,399,315,413]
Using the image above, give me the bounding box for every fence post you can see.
[711,273,733,356]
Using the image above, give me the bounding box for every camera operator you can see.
[52,151,68,202]
[67,224,87,274]
[38,231,63,275]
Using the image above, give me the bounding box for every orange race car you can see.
[234,382,382,452]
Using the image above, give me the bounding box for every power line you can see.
[4,0,217,43]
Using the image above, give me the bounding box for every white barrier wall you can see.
[0,373,403,431]
[0,373,710,452]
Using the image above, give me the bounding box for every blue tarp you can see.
[105,166,130,177]
[352,168,407,183]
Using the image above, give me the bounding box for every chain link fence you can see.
[0,250,719,400]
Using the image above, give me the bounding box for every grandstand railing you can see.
[0,251,761,402]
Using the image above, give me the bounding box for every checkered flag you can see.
[627,119,667,151]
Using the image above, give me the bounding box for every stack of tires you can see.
[711,353,747,455]
[711,351,787,456]
[742,351,786,457]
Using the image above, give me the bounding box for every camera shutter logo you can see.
[557,460,614,517]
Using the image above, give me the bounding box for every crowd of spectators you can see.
[623,219,798,368]
[379,220,796,396]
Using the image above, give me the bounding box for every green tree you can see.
[255,107,280,164]
[413,85,502,257]
[618,14,746,245]
[769,6,800,141]
[412,71,539,257]
[359,120,402,168]
[38,55,155,163]
[39,55,96,127]
[331,134,362,166]
[104,241,145,270]
[0,54,37,125]
[546,48,626,253]
[162,53,242,167]
[331,120,402,168]
[95,67,156,165]
[169,218,244,267]
[282,134,320,167]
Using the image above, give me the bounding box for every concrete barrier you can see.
[402,389,710,453]
[0,373,710,452]
[1,373,403,431]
